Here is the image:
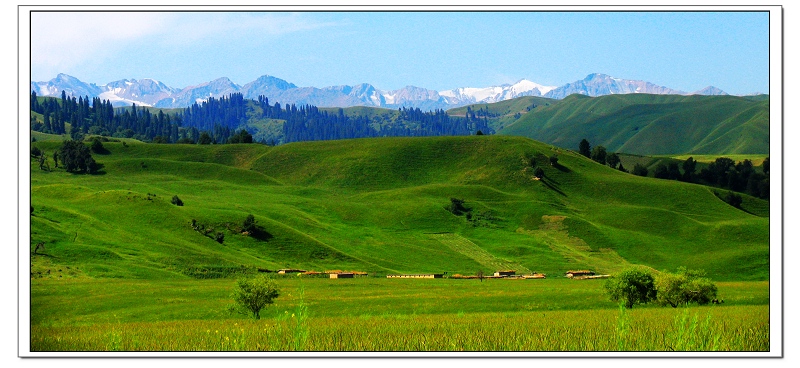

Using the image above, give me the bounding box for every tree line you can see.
[31,91,493,145]
[30,90,186,143]
[257,96,492,143]
[578,138,769,200]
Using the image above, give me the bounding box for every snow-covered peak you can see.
[440,79,556,105]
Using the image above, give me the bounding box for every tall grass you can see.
[31,305,768,352]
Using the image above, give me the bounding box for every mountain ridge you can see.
[30,72,745,110]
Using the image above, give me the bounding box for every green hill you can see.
[29,136,769,282]
[497,94,769,156]
[446,96,558,131]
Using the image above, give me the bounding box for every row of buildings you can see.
[267,268,607,279]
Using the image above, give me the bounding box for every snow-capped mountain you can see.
[99,78,177,107]
[155,77,241,108]
[543,73,687,99]
[31,73,103,100]
[441,79,556,105]
[30,73,734,110]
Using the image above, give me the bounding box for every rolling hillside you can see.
[497,94,769,156]
[29,136,769,282]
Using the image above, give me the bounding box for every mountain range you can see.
[31,72,735,110]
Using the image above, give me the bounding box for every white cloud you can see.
[30,11,340,80]
[31,12,173,71]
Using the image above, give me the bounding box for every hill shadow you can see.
[541,177,567,197]
[552,162,571,173]
[251,227,274,242]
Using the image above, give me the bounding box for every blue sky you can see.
[29,9,771,95]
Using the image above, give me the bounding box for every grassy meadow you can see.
[27,134,771,352]
[499,94,769,156]
[30,277,769,352]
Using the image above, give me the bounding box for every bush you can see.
[447,198,469,216]
[632,163,649,177]
[198,132,213,145]
[215,232,225,244]
[655,267,718,307]
[171,195,184,206]
[243,214,256,233]
[604,267,657,308]
[90,137,107,154]
[724,191,743,208]
[231,274,280,319]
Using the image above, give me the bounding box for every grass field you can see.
[26,134,771,352]
[29,277,769,352]
[499,94,769,156]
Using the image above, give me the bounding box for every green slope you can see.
[446,96,558,131]
[498,94,769,155]
[29,136,769,282]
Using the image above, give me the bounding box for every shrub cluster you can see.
[605,266,718,309]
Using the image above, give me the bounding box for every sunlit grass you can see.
[31,305,768,352]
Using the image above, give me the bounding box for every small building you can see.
[277,268,307,274]
[494,270,516,277]
[330,272,354,279]
[565,270,595,279]
[387,274,444,279]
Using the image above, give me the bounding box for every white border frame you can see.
[17,3,784,359]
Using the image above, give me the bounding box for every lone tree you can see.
[171,195,184,206]
[243,214,257,233]
[591,145,607,165]
[579,139,591,158]
[682,157,697,182]
[655,267,718,308]
[533,166,545,179]
[604,266,657,308]
[606,152,620,169]
[231,274,280,319]
[549,154,559,167]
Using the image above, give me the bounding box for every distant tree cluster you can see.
[33,90,496,147]
[651,156,769,200]
[698,157,769,199]
[578,139,627,172]
[276,102,492,143]
[577,138,768,200]
[465,105,500,119]
[181,93,248,143]
[30,91,185,143]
